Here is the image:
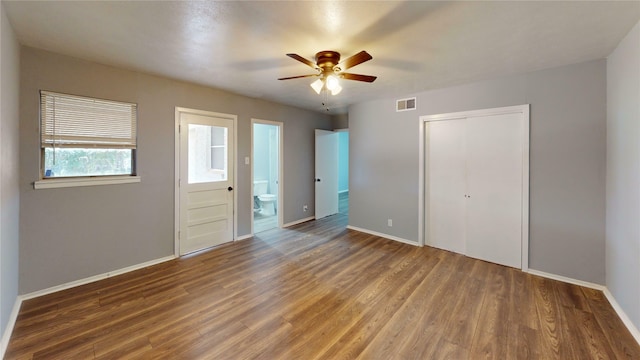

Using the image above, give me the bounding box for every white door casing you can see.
[315,129,338,219]
[176,108,235,256]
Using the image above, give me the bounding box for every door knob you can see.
[316,178,321,182]
[228,186,233,191]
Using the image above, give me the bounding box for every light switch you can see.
[245,156,250,165]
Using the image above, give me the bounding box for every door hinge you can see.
[178,124,181,133]
[179,179,181,187]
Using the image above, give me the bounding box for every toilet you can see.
[253,180,276,215]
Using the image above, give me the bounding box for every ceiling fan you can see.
[278,50,377,95]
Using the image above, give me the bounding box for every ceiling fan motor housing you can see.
[316,51,341,74]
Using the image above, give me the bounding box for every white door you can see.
[426,119,467,254]
[179,112,234,255]
[315,129,338,219]
[425,107,527,269]
[465,113,523,268]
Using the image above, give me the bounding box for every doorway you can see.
[337,130,349,216]
[252,119,283,233]
[314,129,349,219]
[175,107,236,256]
[315,130,338,219]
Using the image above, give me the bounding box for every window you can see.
[187,124,228,184]
[40,91,137,180]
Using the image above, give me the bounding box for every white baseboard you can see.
[346,225,419,247]
[603,288,640,345]
[527,269,640,347]
[21,255,176,301]
[283,216,315,228]
[526,269,605,291]
[235,234,253,241]
[0,297,22,359]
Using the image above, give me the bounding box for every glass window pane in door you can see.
[188,124,228,183]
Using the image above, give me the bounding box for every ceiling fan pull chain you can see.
[322,90,330,112]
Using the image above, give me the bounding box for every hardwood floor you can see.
[6,214,640,359]
[339,191,348,215]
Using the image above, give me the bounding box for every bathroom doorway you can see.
[252,119,283,233]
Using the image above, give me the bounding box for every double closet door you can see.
[425,107,528,269]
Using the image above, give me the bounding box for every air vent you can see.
[396,97,416,112]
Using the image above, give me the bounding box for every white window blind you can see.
[40,91,137,149]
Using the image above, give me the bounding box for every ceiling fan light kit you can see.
[325,75,342,95]
[310,78,324,94]
[279,50,376,96]
[310,75,342,95]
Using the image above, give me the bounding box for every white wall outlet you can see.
[303,205,308,212]
[388,219,393,227]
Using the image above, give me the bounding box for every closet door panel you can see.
[426,119,467,254]
[465,113,523,268]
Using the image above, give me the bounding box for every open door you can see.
[315,129,338,219]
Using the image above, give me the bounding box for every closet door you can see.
[426,119,467,254]
[465,113,523,268]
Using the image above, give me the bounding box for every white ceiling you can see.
[4,1,640,114]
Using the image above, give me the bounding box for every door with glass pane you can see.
[179,111,234,255]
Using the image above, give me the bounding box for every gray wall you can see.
[19,47,331,294]
[0,3,20,343]
[349,59,606,284]
[606,20,640,332]
[332,113,349,130]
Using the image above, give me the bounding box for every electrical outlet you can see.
[388,219,393,227]
[303,205,308,212]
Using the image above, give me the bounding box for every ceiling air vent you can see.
[396,97,416,112]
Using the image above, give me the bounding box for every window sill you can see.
[34,176,141,189]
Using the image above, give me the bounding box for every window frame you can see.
[35,91,141,189]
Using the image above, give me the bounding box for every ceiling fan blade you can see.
[286,53,318,69]
[341,73,377,83]
[339,51,373,70]
[278,74,318,80]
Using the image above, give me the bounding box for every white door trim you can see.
[174,107,238,257]
[251,118,284,234]
[419,104,530,271]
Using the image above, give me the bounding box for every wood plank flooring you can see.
[6,213,640,359]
